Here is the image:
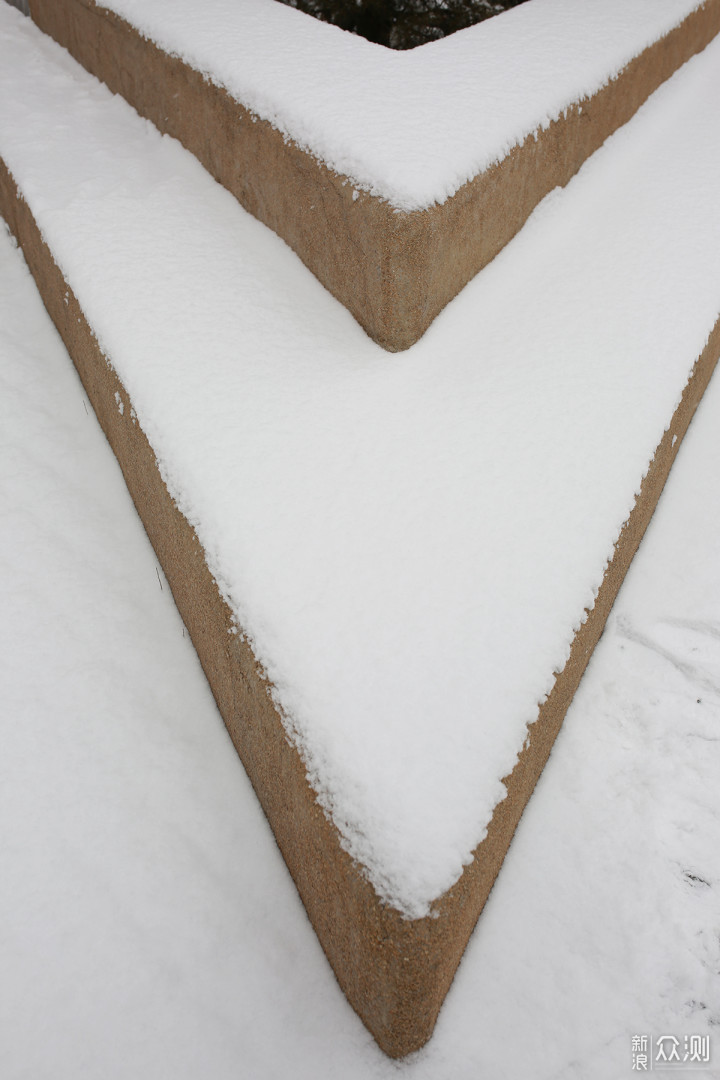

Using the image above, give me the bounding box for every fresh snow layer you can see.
[1,5,719,917]
[2,210,720,1080]
[99,0,706,209]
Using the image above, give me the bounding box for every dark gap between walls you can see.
[276,0,531,50]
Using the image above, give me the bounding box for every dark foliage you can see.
[277,0,530,50]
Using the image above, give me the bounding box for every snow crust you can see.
[99,0,706,209]
[1,4,719,917]
[2,211,719,1080]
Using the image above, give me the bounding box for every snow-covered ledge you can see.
[27,0,720,349]
[4,0,720,1059]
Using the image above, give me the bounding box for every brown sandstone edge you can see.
[27,0,720,352]
[3,159,720,1057]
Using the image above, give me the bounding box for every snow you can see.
[1,3,720,918]
[2,220,719,1079]
[100,0,707,209]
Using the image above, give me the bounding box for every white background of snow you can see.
[1,3,720,917]
[1,218,719,1078]
[101,0,706,208]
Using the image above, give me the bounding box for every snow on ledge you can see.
[1,6,719,917]
[102,0,707,209]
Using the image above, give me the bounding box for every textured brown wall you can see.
[28,0,720,350]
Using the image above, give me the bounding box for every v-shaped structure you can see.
[27,0,720,351]
[2,0,720,1057]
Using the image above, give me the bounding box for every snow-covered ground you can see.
[1,214,719,1078]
